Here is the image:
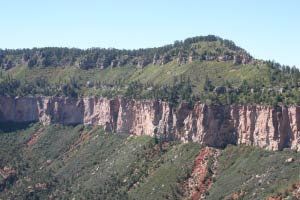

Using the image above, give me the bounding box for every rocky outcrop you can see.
[188,51,194,63]
[0,166,17,192]
[0,96,300,151]
[153,54,170,65]
[217,55,229,62]
[177,52,186,65]
[136,58,151,69]
[233,54,252,65]
[110,60,118,68]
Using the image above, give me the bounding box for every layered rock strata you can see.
[0,96,299,151]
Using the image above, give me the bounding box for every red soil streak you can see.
[62,129,96,161]
[184,147,220,200]
[27,128,45,146]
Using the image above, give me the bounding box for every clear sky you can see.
[1,0,299,67]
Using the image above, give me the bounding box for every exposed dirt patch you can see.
[27,128,45,146]
[62,128,96,161]
[183,147,220,200]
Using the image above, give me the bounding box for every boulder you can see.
[285,157,294,163]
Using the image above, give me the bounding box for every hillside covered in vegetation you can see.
[0,35,299,106]
[1,35,300,200]
[1,123,299,200]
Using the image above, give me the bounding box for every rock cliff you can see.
[0,96,299,151]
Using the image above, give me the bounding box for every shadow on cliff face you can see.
[0,122,33,133]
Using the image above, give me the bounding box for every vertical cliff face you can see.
[38,97,85,125]
[0,97,39,123]
[0,96,300,151]
[181,104,238,148]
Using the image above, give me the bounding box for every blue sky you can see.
[1,0,299,67]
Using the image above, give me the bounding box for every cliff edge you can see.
[0,96,299,151]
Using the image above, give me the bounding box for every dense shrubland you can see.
[0,35,240,70]
[0,35,299,106]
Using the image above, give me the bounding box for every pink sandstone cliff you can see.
[0,96,299,151]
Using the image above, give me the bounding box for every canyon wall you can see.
[0,96,299,151]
